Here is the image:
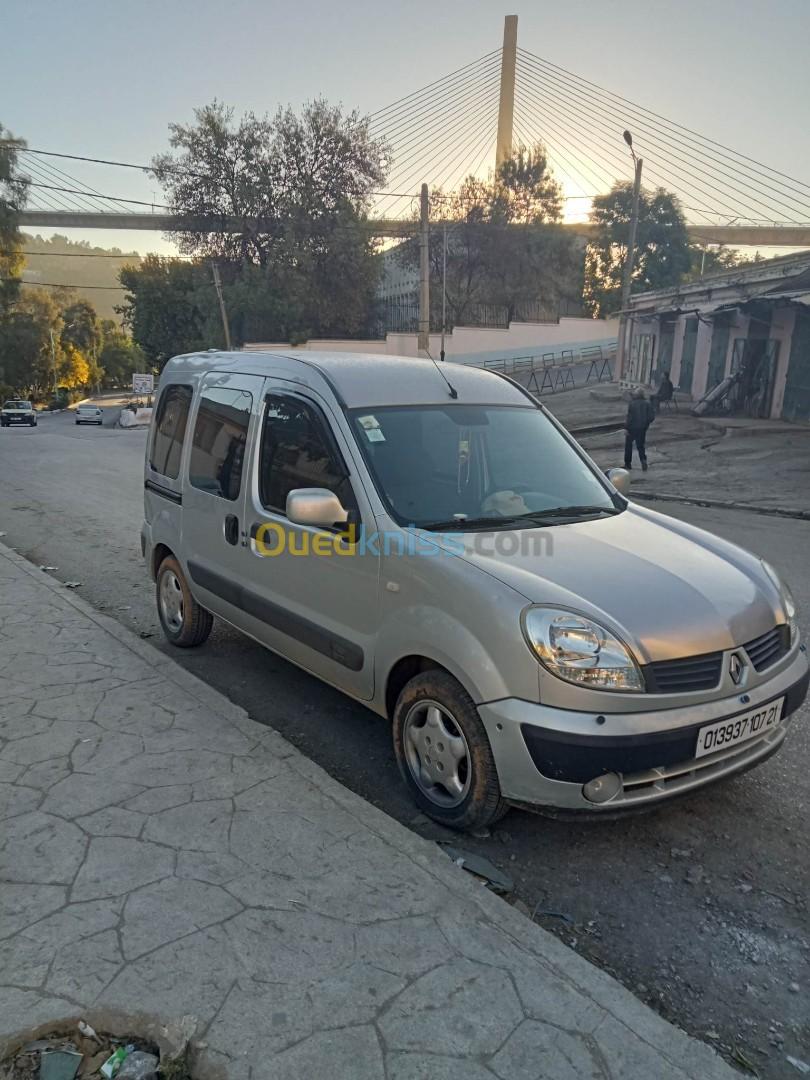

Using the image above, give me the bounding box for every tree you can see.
[584,183,692,316]
[152,98,388,266]
[121,99,389,358]
[118,256,211,366]
[98,328,146,388]
[60,299,101,355]
[397,144,580,328]
[0,124,27,316]
[0,290,62,398]
[684,244,762,281]
[491,144,563,225]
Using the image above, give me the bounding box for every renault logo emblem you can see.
[729,652,745,685]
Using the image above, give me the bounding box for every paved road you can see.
[1,400,808,1077]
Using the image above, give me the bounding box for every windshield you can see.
[349,404,620,528]
[4,401,31,410]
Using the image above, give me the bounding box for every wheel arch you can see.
[151,542,175,581]
[385,654,460,720]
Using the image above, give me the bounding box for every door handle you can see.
[224,514,239,546]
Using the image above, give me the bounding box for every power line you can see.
[10,145,409,200]
[16,249,149,259]
[23,159,104,213]
[12,279,125,290]
[32,154,131,205]
[23,181,170,209]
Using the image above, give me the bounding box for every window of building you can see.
[149,385,192,479]
[189,387,253,500]
[259,395,356,517]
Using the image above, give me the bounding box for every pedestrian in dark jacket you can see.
[624,387,654,471]
[651,371,674,413]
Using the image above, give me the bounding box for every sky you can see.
[4,0,810,259]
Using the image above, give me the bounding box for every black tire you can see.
[392,669,508,831]
[156,554,213,648]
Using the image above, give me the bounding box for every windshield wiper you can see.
[420,506,620,531]
[420,516,516,532]
[522,505,621,519]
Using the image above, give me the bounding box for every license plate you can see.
[695,698,784,759]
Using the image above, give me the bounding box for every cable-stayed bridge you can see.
[14,16,810,247]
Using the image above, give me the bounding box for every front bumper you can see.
[479,645,809,811]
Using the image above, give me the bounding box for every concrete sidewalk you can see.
[0,543,738,1080]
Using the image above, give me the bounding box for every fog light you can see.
[582,772,622,804]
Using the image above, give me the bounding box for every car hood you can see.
[444,505,784,662]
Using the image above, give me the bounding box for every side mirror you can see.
[606,467,631,496]
[286,488,349,528]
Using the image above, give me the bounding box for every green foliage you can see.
[118,257,210,366]
[0,123,27,316]
[99,329,146,387]
[152,98,388,266]
[60,298,101,354]
[684,244,762,281]
[117,98,388,359]
[399,144,580,328]
[584,182,692,316]
[0,289,62,398]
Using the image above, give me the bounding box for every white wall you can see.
[245,317,618,362]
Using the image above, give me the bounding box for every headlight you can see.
[523,607,644,692]
[761,560,799,646]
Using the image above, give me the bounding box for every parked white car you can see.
[75,404,103,426]
[1,400,37,427]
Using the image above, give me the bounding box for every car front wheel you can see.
[156,555,213,648]
[392,669,507,831]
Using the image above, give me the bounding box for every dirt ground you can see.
[541,384,810,516]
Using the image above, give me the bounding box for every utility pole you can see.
[617,138,643,380]
[440,220,447,361]
[211,264,232,351]
[418,183,430,355]
[495,15,518,171]
[49,329,57,395]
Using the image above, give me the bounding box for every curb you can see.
[0,540,739,1080]
[633,489,810,520]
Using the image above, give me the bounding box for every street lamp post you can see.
[617,130,643,382]
[440,220,447,361]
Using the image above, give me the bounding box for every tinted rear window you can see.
[149,385,192,479]
[189,387,252,500]
[4,401,31,409]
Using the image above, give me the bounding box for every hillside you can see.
[20,234,143,321]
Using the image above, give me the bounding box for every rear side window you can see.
[150,385,192,479]
[259,395,356,515]
[189,387,253,500]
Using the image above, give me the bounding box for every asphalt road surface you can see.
[1,398,808,1077]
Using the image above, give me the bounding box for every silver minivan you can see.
[141,350,808,830]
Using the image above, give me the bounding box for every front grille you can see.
[744,624,790,672]
[644,651,723,693]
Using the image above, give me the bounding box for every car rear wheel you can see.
[156,555,213,648]
[392,669,508,831]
